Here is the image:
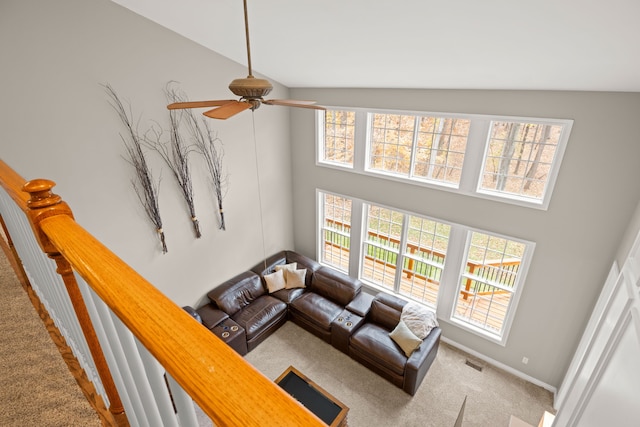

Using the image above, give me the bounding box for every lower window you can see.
[453,231,530,337]
[317,190,534,344]
[319,193,352,272]
[361,205,450,311]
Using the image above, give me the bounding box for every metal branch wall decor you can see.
[184,104,229,230]
[104,84,168,253]
[146,84,201,238]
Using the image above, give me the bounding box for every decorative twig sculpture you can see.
[184,108,229,230]
[104,84,168,253]
[146,85,201,238]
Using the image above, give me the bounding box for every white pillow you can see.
[389,320,422,357]
[274,262,297,274]
[264,269,286,293]
[401,302,439,340]
[284,268,307,289]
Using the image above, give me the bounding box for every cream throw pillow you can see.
[401,302,439,340]
[389,320,422,357]
[264,269,286,293]
[284,268,307,289]
[275,262,297,274]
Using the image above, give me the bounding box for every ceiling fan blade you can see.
[263,99,326,110]
[167,100,236,110]
[203,101,252,119]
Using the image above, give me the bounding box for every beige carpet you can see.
[246,321,554,427]
[0,250,100,426]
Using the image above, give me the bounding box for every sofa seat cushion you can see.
[271,287,306,304]
[289,292,343,332]
[350,323,407,376]
[231,295,287,341]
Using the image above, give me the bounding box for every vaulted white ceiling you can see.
[111,0,640,92]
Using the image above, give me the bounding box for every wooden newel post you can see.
[23,179,128,427]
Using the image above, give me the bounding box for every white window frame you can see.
[359,203,451,312]
[316,109,358,170]
[441,227,535,344]
[316,189,535,345]
[317,107,573,210]
[317,191,353,273]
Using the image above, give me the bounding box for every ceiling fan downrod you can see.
[243,0,252,77]
[228,0,273,104]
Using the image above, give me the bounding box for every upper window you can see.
[479,121,565,202]
[368,114,470,186]
[319,110,355,167]
[318,108,572,210]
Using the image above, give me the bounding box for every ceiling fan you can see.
[167,0,324,120]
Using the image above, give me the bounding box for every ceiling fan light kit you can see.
[167,0,323,119]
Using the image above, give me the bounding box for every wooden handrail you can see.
[40,214,323,427]
[0,159,30,207]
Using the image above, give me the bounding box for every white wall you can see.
[0,0,295,307]
[289,87,640,388]
[554,228,640,426]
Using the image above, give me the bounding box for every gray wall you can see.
[290,88,640,387]
[0,0,295,307]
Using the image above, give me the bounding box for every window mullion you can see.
[427,118,445,179]
[437,226,468,320]
[354,110,368,173]
[408,117,420,178]
[458,119,490,193]
[349,199,364,278]
[393,214,410,294]
[315,110,326,165]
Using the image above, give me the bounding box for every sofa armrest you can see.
[404,327,442,395]
[196,304,230,330]
[182,306,202,323]
[346,292,375,317]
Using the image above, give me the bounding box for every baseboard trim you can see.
[441,336,558,396]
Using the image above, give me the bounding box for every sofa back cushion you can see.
[310,266,362,306]
[207,271,265,316]
[369,293,408,330]
[251,251,287,278]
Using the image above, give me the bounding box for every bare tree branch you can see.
[144,83,202,238]
[103,83,168,253]
[180,90,229,230]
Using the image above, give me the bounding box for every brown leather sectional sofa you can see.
[190,250,441,395]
